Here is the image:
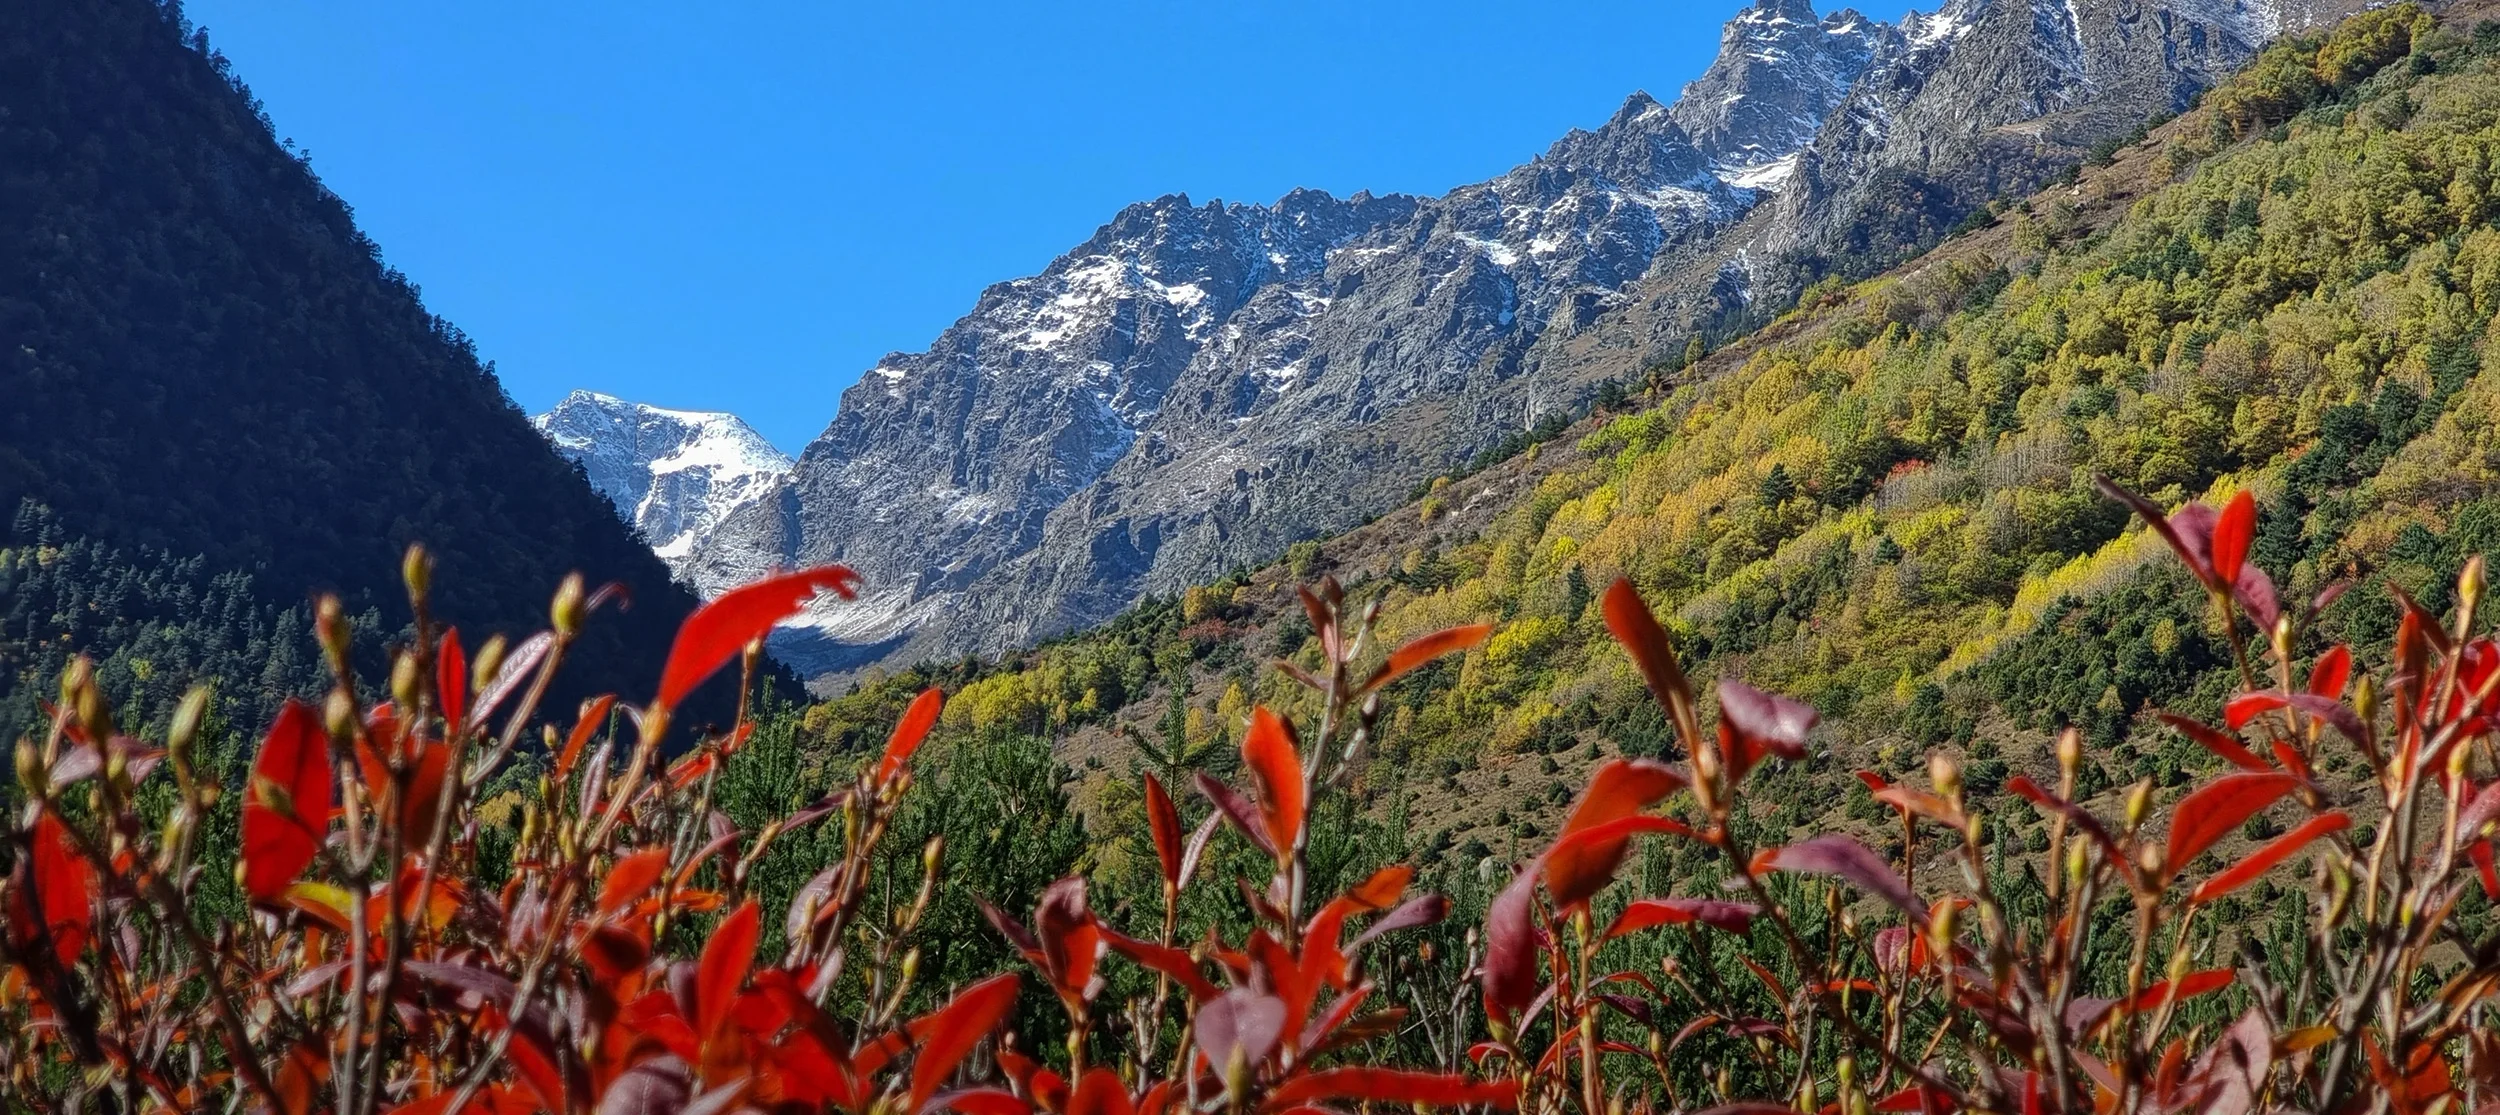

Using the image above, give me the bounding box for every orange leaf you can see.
[242,700,332,901]
[2164,772,2298,877]
[1600,897,1757,939]
[556,695,616,783]
[1545,759,1685,910]
[877,687,944,786]
[1241,708,1306,855]
[696,900,760,1040]
[2123,968,2234,1017]
[658,566,859,710]
[2212,490,2256,586]
[907,974,1021,1113]
[1344,864,1412,910]
[1602,578,1694,737]
[2190,813,2348,905]
[1263,1068,1519,1110]
[1143,774,1183,890]
[598,848,672,917]
[1362,624,1492,693]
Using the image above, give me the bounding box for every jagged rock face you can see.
[533,391,791,591]
[1672,0,1895,190]
[1555,0,2370,368]
[638,0,2360,683]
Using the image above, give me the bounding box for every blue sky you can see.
[182,0,1920,452]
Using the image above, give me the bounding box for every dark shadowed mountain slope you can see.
[0,0,739,712]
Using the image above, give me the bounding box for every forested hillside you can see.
[0,0,725,717]
[771,4,2500,866]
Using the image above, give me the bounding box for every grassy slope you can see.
[799,3,2500,886]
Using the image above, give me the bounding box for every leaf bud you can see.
[2067,842,2088,888]
[1929,752,1962,803]
[2355,674,2378,728]
[16,737,45,798]
[325,689,357,744]
[2056,727,2082,776]
[552,573,588,638]
[316,594,353,675]
[2124,779,2153,832]
[2465,554,2488,614]
[391,649,421,710]
[923,835,945,879]
[75,674,113,744]
[402,543,434,605]
[471,634,509,697]
[58,656,91,709]
[1926,900,1957,955]
[2139,843,2165,879]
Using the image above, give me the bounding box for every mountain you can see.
[534,391,792,591]
[587,0,2361,684]
[0,0,737,717]
[804,0,2479,858]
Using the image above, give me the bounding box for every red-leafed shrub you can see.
[5,480,2500,1114]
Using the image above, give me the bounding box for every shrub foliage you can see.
[8,478,2500,1113]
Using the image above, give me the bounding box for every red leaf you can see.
[2157,713,2272,773]
[1197,987,1287,1070]
[1602,578,1695,738]
[2190,812,2348,905]
[1716,680,1816,760]
[1068,1069,1135,1115]
[2309,645,2353,700]
[907,973,1020,1113]
[696,900,760,1039]
[1601,898,1757,939]
[929,1091,1030,1115]
[1362,624,1493,693]
[658,566,859,710]
[2007,776,2126,872]
[1751,835,1921,919]
[2099,477,2219,589]
[1263,1068,1519,1110]
[1143,774,1183,890]
[598,847,671,917]
[2164,773,2298,878]
[437,628,468,731]
[1193,772,1277,857]
[2225,692,2364,745]
[1546,758,1686,910]
[29,813,95,963]
[1240,708,1306,855]
[2212,490,2255,586]
[1102,927,1219,1001]
[242,700,332,901]
[877,687,943,787]
[1034,877,1100,999]
[1480,860,1542,1022]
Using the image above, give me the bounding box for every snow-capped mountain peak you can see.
[1670,0,1894,192]
[533,390,792,575]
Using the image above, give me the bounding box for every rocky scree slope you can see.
[678,0,2349,685]
[534,390,791,590]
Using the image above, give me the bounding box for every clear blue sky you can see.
[182,0,1919,452]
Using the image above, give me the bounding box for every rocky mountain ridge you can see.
[567,0,2372,685]
[533,391,792,589]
